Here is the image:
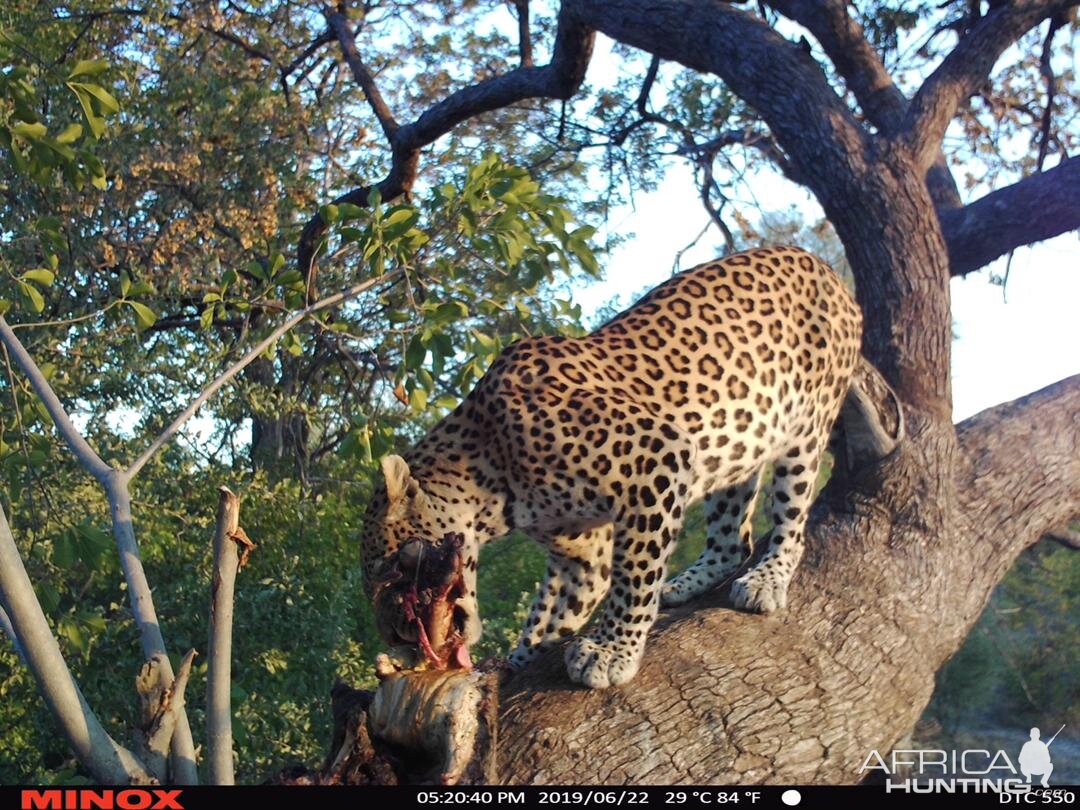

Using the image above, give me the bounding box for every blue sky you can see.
[578,161,1079,423]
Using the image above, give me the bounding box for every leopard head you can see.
[360,454,480,665]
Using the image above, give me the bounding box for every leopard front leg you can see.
[565,501,687,688]
[508,526,613,669]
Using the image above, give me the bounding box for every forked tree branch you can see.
[0,504,156,784]
[765,0,961,208]
[902,0,1076,170]
[0,316,199,783]
[0,269,400,783]
[296,5,594,282]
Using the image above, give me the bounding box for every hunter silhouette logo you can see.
[1018,725,1064,788]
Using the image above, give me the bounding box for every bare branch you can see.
[207,486,243,785]
[901,0,1075,170]
[0,504,156,784]
[0,317,113,485]
[106,481,200,783]
[676,127,803,185]
[940,155,1080,276]
[136,651,198,782]
[126,270,402,480]
[559,0,870,214]
[323,6,399,143]
[513,0,534,67]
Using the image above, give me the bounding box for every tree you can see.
[284,0,1078,782]
[1,0,1078,785]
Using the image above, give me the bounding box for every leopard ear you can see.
[381,454,418,505]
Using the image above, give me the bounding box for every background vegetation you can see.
[1,0,1076,784]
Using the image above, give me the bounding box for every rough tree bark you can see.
[295,0,1080,784]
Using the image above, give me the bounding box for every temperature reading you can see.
[664,792,762,805]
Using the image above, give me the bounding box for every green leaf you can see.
[69,87,105,138]
[367,187,382,208]
[67,59,109,79]
[270,253,286,276]
[404,334,426,370]
[339,202,365,221]
[382,206,417,231]
[319,204,339,224]
[58,620,85,652]
[18,280,44,313]
[276,269,304,287]
[53,533,76,568]
[200,306,215,330]
[55,123,83,145]
[22,269,55,287]
[222,268,238,286]
[283,331,303,357]
[409,386,428,412]
[430,300,468,325]
[35,582,61,614]
[119,271,131,297]
[67,82,119,114]
[126,301,157,330]
[10,121,47,141]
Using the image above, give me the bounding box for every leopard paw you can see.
[507,641,541,670]
[730,568,789,614]
[563,636,642,688]
[661,568,713,607]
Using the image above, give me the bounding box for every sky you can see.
[574,142,1079,425]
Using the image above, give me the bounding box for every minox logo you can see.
[858,725,1066,794]
[20,790,183,810]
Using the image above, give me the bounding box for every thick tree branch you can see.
[323,7,399,143]
[766,0,961,208]
[296,6,594,281]
[902,0,1076,170]
[940,155,1080,276]
[483,375,1080,784]
[954,374,1080,592]
[0,504,156,784]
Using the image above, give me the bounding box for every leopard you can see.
[359,246,903,689]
